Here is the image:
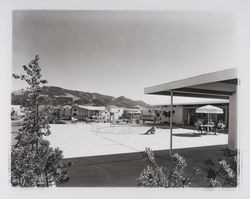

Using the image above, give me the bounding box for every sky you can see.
[12,11,236,105]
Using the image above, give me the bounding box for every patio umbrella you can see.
[195,105,223,121]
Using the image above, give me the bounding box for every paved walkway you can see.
[48,123,228,158]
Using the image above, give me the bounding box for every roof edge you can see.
[145,68,237,94]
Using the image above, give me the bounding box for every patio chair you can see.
[210,125,217,135]
[215,125,225,134]
[215,122,226,134]
[194,122,203,134]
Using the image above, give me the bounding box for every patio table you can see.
[201,124,215,134]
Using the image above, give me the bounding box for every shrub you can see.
[204,148,237,187]
[137,148,199,187]
[11,55,68,187]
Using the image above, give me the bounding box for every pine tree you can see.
[11,55,68,187]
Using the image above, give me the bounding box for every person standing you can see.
[109,112,115,127]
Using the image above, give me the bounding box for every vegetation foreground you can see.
[11,55,237,188]
[56,145,237,187]
[11,55,68,187]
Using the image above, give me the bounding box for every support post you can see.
[225,106,228,127]
[228,93,237,149]
[170,91,173,156]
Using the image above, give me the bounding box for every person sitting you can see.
[216,120,225,134]
[144,123,156,135]
[195,118,203,134]
[207,119,215,134]
[207,118,215,126]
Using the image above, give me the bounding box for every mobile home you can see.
[71,105,106,120]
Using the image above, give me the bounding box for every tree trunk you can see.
[45,172,49,187]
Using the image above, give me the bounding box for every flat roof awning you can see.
[144,68,237,99]
[78,105,106,111]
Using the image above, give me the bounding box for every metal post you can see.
[170,91,173,156]
[225,106,228,126]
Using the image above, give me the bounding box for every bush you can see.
[204,148,237,187]
[137,148,199,187]
[11,55,68,187]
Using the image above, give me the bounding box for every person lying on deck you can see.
[144,123,156,135]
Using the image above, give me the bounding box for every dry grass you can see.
[58,144,234,187]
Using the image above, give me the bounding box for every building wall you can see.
[142,108,156,122]
[160,106,184,124]
[78,108,89,118]
[71,106,78,117]
[228,93,237,149]
[173,106,184,125]
[62,106,71,119]
[71,105,107,120]
[71,106,88,119]
[110,107,124,120]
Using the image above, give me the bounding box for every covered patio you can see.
[144,68,238,154]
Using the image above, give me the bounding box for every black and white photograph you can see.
[1,0,250,199]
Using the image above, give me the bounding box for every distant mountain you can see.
[11,86,151,109]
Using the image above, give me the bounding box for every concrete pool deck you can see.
[47,123,228,158]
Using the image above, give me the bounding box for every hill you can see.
[11,86,151,109]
